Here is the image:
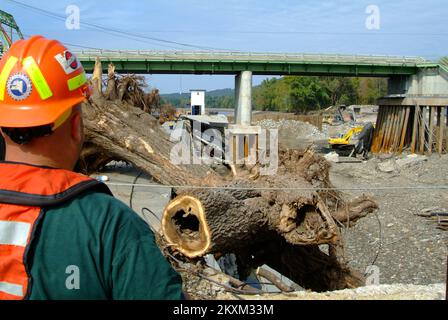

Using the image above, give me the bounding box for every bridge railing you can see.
[73,50,429,66]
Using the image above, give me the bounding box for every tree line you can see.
[161,93,235,109]
[252,76,387,113]
[161,76,388,113]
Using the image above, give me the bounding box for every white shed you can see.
[190,89,206,115]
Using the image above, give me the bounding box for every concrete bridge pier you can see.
[234,71,253,125]
[228,71,262,165]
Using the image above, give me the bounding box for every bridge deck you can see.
[75,50,437,76]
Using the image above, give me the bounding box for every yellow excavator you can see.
[328,123,374,158]
[328,126,364,147]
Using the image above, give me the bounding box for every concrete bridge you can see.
[76,50,432,77]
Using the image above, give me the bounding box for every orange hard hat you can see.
[0,35,91,128]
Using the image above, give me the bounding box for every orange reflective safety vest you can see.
[0,162,111,300]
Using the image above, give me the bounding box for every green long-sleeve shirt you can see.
[27,189,182,300]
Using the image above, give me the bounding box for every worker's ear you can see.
[70,107,84,144]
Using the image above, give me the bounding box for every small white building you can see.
[190,89,206,115]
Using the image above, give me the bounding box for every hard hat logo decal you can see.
[7,73,32,101]
[55,50,80,74]
[65,51,78,69]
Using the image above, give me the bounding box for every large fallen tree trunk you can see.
[162,178,339,258]
[81,59,378,293]
[162,149,377,291]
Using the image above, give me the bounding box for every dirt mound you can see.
[256,119,328,140]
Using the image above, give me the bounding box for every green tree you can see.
[253,78,280,111]
[285,76,330,113]
[321,77,358,106]
[356,78,387,104]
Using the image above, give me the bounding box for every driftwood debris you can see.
[81,59,378,293]
[256,267,294,293]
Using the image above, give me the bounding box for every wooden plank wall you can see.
[371,105,447,154]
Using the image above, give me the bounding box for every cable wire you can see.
[5,0,235,51]
[368,210,383,272]
[129,170,144,209]
[107,182,448,192]
[113,29,448,37]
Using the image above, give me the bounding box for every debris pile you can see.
[256,119,328,140]
[376,154,428,173]
[324,151,340,163]
[417,208,448,231]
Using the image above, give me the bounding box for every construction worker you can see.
[0,36,183,300]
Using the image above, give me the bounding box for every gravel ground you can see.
[330,154,448,286]
[217,283,446,300]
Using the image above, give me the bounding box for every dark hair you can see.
[1,125,53,145]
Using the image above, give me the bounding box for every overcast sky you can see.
[3,0,447,93]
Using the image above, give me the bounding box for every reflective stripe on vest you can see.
[0,281,24,297]
[0,206,41,300]
[0,162,111,300]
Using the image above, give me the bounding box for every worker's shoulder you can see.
[49,188,150,235]
[69,187,130,212]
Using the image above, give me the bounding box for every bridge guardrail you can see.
[73,50,429,66]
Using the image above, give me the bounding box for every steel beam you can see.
[76,50,430,76]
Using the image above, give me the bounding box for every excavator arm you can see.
[329,127,363,146]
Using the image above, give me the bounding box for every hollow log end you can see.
[162,195,211,258]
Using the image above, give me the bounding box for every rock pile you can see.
[256,119,328,140]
